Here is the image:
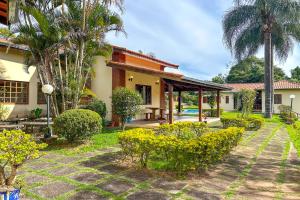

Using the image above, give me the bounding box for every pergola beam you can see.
[217,90,220,118]
[198,88,203,122]
[168,84,174,124]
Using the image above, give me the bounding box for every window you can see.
[37,83,46,104]
[274,94,282,104]
[0,80,29,104]
[226,96,230,104]
[136,84,151,105]
[203,96,208,103]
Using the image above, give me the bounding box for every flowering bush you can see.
[0,130,47,188]
[119,124,244,173]
[221,116,264,130]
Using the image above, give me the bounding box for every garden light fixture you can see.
[42,84,54,139]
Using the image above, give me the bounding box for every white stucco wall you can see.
[262,90,300,114]
[91,56,113,120]
[125,71,161,120]
[202,92,235,111]
[0,49,46,118]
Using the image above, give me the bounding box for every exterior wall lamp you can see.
[42,84,54,139]
[155,80,160,85]
[128,76,133,82]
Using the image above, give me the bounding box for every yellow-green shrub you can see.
[221,116,264,130]
[119,126,244,172]
[155,122,208,139]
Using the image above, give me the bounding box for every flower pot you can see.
[0,189,20,200]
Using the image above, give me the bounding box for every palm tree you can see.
[11,0,124,114]
[223,0,300,118]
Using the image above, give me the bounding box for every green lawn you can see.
[287,125,300,156]
[44,128,121,156]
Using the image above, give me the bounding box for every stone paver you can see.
[19,123,300,200]
[32,181,75,199]
[70,172,104,184]
[97,179,134,195]
[68,191,108,200]
[126,190,170,200]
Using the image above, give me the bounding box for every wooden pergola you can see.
[162,77,232,124]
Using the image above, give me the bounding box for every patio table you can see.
[146,107,159,120]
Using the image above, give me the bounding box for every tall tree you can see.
[212,73,226,84]
[223,0,300,118]
[226,56,287,83]
[291,66,300,82]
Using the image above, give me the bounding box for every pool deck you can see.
[127,116,220,128]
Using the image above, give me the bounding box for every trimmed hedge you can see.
[54,109,101,142]
[155,122,208,139]
[221,116,264,131]
[119,124,244,173]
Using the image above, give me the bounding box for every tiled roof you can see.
[225,80,300,92]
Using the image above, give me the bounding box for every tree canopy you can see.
[291,66,300,82]
[225,57,287,83]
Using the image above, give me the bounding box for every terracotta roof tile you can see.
[225,80,300,92]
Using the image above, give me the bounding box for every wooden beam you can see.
[168,84,174,124]
[198,88,203,122]
[178,91,182,113]
[160,78,166,109]
[217,90,220,118]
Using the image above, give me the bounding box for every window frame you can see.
[0,80,29,105]
[135,84,152,105]
[274,94,282,104]
[226,96,230,104]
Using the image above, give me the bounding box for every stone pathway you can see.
[19,123,300,200]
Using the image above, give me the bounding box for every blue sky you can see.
[107,0,300,80]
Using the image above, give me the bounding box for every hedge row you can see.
[155,122,208,139]
[119,124,244,173]
[220,116,264,131]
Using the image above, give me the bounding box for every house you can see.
[205,81,300,114]
[0,39,231,124]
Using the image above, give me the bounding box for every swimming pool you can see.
[182,109,199,114]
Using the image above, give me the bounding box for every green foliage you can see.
[0,130,47,186]
[291,66,300,82]
[212,73,226,84]
[30,107,43,119]
[182,92,198,106]
[0,27,15,39]
[155,122,209,139]
[288,123,300,156]
[207,92,216,109]
[221,116,264,131]
[238,89,256,118]
[84,98,107,123]
[112,87,142,130]
[0,103,8,121]
[119,125,244,173]
[226,57,287,83]
[278,105,297,124]
[53,109,102,142]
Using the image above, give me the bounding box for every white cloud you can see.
[107,0,300,80]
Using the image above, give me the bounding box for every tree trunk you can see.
[5,165,18,186]
[264,31,273,118]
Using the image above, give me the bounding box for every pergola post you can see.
[198,88,203,122]
[178,91,182,114]
[168,84,174,124]
[217,90,220,118]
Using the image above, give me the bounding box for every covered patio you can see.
[162,77,231,124]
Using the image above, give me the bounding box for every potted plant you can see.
[0,130,47,200]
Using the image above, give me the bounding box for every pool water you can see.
[182,109,199,114]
